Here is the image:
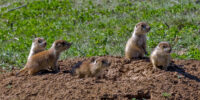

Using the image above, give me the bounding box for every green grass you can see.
[0,0,200,69]
[162,92,171,98]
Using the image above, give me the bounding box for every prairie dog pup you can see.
[72,58,111,78]
[28,37,47,59]
[125,22,150,60]
[17,40,72,75]
[150,42,171,70]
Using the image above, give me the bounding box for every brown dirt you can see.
[0,56,200,100]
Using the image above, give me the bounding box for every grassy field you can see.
[0,0,200,69]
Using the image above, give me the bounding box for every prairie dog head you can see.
[93,58,111,69]
[134,22,150,35]
[33,37,46,49]
[157,42,171,54]
[52,40,72,52]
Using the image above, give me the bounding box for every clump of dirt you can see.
[0,56,200,100]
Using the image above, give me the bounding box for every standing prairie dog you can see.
[125,22,150,60]
[27,37,47,60]
[150,42,171,70]
[17,40,72,75]
[71,58,111,78]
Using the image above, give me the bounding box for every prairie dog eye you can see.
[62,42,66,45]
[56,43,61,47]
[141,24,146,29]
[162,45,167,48]
[38,40,42,43]
[101,60,106,64]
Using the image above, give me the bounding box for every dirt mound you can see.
[0,56,200,100]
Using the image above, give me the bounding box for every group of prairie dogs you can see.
[17,22,171,78]
[16,38,111,78]
[125,22,171,70]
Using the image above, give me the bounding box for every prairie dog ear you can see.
[135,24,138,28]
[135,22,142,28]
[158,42,163,48]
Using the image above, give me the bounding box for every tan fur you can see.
[74,58,110,78]
[150,42,171,70]
[17,40,72,75]
[28,37,46,59]
[125,22,150,60]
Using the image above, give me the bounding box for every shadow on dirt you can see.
[168,63,200,82]
[100,90,151,100]
[37,70,59,75]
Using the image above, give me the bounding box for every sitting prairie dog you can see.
[27,37,47,60]
[16,40,72,75]
[125,22,150,60]
[71,58,111,78]
[150,42,171,70]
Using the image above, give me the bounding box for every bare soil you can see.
[0,56,200,100]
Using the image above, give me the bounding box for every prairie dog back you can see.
[73,58,111,78]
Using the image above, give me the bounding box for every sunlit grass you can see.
[0,0,200,69]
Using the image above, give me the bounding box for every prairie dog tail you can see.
[16,67,28,76]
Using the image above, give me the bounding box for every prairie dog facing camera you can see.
[16,40,72,75]
[150,42,171,70]
[125,22,150,60]
[71,58,111,78]
[28,37,47,60]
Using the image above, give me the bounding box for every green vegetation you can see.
[6,84,12,89]
[0,0,200,69]
[132,98,136,100]
[162,92,171,98]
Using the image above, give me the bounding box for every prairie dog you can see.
[28,37,47,59]
[125,22,150,60]
[17,40,72,75]
[150,42,171,70]
[71,58,111,78]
